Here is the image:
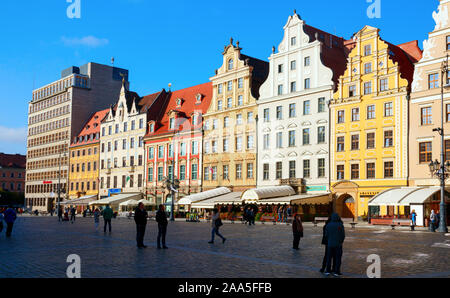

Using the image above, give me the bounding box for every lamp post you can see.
[429,54,450,233]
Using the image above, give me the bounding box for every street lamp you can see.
[429,54,450,233]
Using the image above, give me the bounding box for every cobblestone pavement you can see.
[0,216,449,278]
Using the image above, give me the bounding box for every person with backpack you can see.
[208,208,226,244]
[102,205,114,233]
[292,214,303,250]
[155,204,168,249]
[324,213,345,276]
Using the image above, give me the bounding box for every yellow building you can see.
[68,110,108,202]
[330,26,421,219]
[202,39,268,192]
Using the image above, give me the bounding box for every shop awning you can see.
[61,195,97,206]
[138,199,154,206]
[119,199,139,207]
[290,193,331,205]
[178,187,231,205]
[398,187,445,205]
[89,193,141,206]
[191,192,241,209]
[368,187,435,206]
[241,186,295,203]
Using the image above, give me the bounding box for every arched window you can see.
[228,59,233,70]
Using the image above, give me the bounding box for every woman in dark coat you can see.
[292,214,303,250]
[320,216,331,273]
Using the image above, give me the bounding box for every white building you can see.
[256,12,348,193]
[98,80,167,199]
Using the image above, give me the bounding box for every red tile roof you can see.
[0,153,26,168]
[397,40,423,64]
[70,109,109,148]
[144,82,213,139]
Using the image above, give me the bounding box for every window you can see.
[318,97,326,113]
[236,164,242,179]
[223,116,230,128]
[228,59,233,70]
[227,98,232,108]
[218,84,223,94]
[227,81,232,91]
[289,103,296,118]
[115,124,119,134]
[366,163,375,179]
[276,132,283,148]
[139,118,144,129]
[238,78,244,89]
[364,44,372,56]
[158,146,164,158]
[191,141,198,155]
[302,129,310,145]
[264,108,270,122]
[303,100,310,115]
[447,36,450,50]
[447,104,450,122]
[278,64,283,73]
[337,136,345,152]
[364,82,372,95]
[318,158,325,178]
[419,142,432,163]
[263,134,270,150]
[130,137,135,149]
[223,165,229,180]
[446,140,450,161]
[291,36,296,46]
[290,81,296,92]
[223,139,229,152]
[337,110,345,123]
[212,166,217,180]
[123,122,128,132]
[304,56,310,66]
[384,102,393,117]
[278,84,283,95]
[288,131,296,147]
[247,112,254,123]
[429,73,439,89]
[131,120,135,130]
[367,132,375,149]
[276,162,282,179]
[247,135,254,149]
[303,160,310,178]
[352,108,360,121]
[367,105,375,119]
[318,126,325,143]
[349,85,356,97]
[351,164,359,179]
[212,140,217,153]
[191,164,198,180]
[179,165,186,180]
[421,107,432,125]
[384,130,393,147]
[380,79,388,91]
[263,164,269,180]
[276,106,283,120]
[169,118,175,129]
[247,163,254,179]
[384,161,393,178]
[351,134,359,150]
[289,161,296,178]
[304,78,311,89]
[337,165,344,180]
[180,143,187,156]
[290,60,296,70]
[237,95,243,106]
[204,167,209,181]
[235,136,242,151]
[364,63,372,74]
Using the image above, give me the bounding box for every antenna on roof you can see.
[111,57,115,67]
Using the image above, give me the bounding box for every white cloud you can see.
[61,35,109,48]
[0,126,27,144]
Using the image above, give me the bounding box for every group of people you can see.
[278,205,292,223]
[291,212,345,276]
[429,210,441,232]
[132,203,169,249]
[0,206,17,237]
[243,207,255,225]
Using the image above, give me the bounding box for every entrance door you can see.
[342,197,355,219]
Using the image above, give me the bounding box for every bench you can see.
[261,216,276,225]
[342,218,358,229]
[391,219,413,230]
[313,217,329,227]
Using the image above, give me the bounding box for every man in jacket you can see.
[4,206,17,237]
[324,213,345,276]
[101,205,113,233]
[292,214,303,250]
[134,202,148,248]
[156,204,168,249]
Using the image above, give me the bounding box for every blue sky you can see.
[0,0,439,155]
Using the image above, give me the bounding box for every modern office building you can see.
[25,62,129,212]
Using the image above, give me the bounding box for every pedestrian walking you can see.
[4,206,17,237]
[324,213,345,277]
[50,208,54,216]
[244,208,249,225]
[57,207,63,222]
[155,204,168,249]
[430,210,437,232]
[278,206,283,223]
[248,208,255,226]
[134,202,148,248]
[208,208,226,244]
[102,205,113,233]
[93,208,100,231]
[292,214,303,250]
[319,216,332,273]
[411,210,417,230]
[70,207,76,223]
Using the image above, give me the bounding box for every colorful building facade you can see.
[68,109,108,201]
[330,26,421,219]
[257,12,348,193]
[202,39,268,192]
[144,83,212,208]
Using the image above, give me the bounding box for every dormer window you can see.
[149,123,155,133]
[169,118,175,130]
[176,98,183,108]
[228,59,234,70]
[195,94,202,104]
